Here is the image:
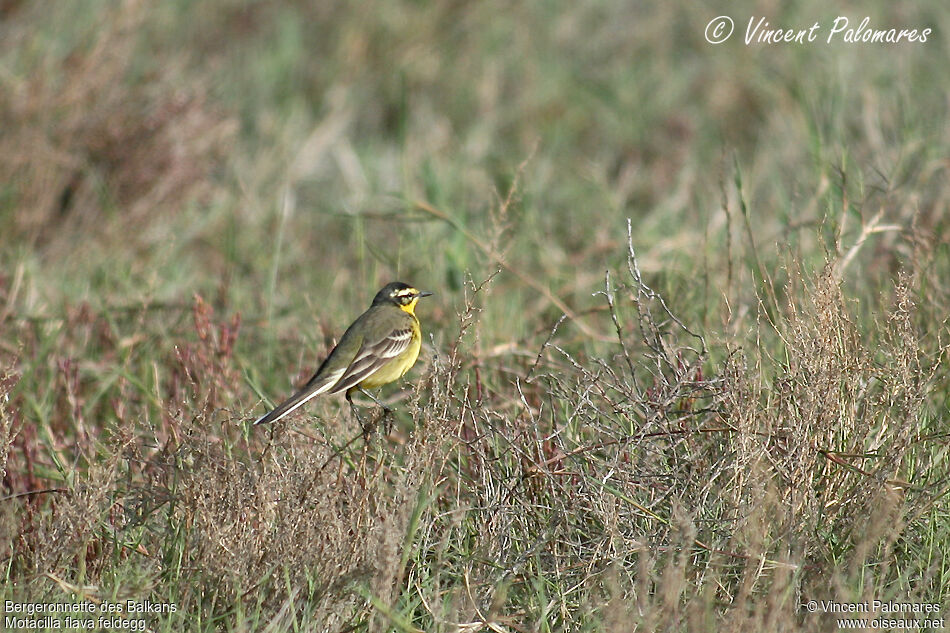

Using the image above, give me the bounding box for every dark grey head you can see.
[372,282,433,308]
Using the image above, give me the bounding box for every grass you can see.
[2,0,949,631]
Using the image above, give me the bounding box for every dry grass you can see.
[2,214,947,631]
[0,0,236,250]
[2,1,949,631]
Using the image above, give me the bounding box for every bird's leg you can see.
[357,386,395,435]
[356,386,391,412]
[345,388,372,438]
[349,387,394,436]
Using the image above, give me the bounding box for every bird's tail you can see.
[253,377,337,425]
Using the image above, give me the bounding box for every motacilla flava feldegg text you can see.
[253,281,432,426]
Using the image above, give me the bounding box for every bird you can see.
[253,281,432,426]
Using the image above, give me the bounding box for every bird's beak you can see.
[419,291,434,297]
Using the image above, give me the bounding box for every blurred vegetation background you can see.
[1,0,948,631]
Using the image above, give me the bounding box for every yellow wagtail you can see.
[254,281,432,425]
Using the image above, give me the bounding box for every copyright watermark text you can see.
[802,600,945,631]
[705,16,932,45]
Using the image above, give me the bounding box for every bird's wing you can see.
[253,310,414,425]
[326,324,415,395]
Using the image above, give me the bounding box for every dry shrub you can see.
[398,223,943,631]
[768,267,930,553]
[399,258,721,629]
[3,452,123,585]
[0,0,236,249]
[162,399,448,631]
[702,264,938,629]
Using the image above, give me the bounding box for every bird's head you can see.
[373,282,433,313]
